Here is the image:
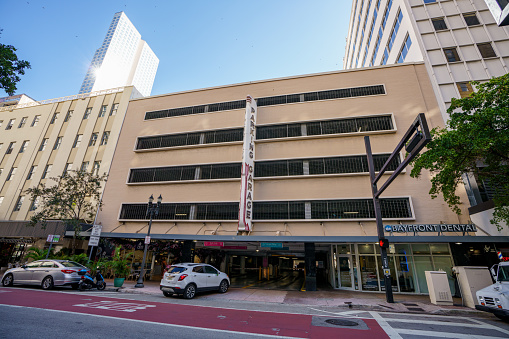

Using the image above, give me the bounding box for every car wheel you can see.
[183,284,196,299]
[2,273,13,287]
[219,279,229,293]
[163,291,173,297]
[97,281,106,290]
[41,276,54,290]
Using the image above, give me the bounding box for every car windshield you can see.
[499,266,509,282]
[60,261,85,268]
[168,266,186,274]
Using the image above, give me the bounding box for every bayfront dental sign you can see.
[385,224,477,233]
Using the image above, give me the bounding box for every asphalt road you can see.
[1,287,509,338]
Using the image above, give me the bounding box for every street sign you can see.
[88,236,100,247]
[261,242,283,248]
[91,224,102,237]
[46,234,60,243]
[145,236,151,244]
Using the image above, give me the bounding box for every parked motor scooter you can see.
[78,268,106,291]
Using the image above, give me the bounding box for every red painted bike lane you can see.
[0,288,388,338]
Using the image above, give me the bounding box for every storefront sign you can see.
[384,224,477,233]
[204,241,224,247]
[238,95,257,232]
[261,242,283,248]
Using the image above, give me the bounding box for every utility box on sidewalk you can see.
[452,266,492,309]
[425,271,453,306]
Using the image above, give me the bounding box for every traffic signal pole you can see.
[365,136,394,303]
[363,113,431,304]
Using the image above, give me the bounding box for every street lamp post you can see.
[135,194,162,288]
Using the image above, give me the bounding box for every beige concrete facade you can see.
[0,87,135,222]
[96,63,471,239]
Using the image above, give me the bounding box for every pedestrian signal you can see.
[379,238,390,248]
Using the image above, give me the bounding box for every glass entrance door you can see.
[337,256,354,289]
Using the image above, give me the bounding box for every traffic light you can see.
[379,238,390,248]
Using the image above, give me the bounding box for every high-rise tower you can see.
[79,12,159,97]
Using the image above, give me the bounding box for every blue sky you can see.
[0,1,351,100]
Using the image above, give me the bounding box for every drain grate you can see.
[325,319,359,327]
[407,307,425,312]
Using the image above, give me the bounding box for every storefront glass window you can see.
[395,244,411,255]
[359,255,379,291]
[414,256,433,293]
[395,255,415,292]
[430,243,450,254]
[359,243,375,254]
[412,244,431,254]
[337,244,351,254]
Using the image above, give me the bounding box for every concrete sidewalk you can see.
[105,278,488,317]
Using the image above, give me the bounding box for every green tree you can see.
[25,170,108,253]
[0,30,31,96]
[411,73,509,230]
[24,247,53,261]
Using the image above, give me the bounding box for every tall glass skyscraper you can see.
[79,12,159,97]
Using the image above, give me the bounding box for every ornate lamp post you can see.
[135,194,162,288]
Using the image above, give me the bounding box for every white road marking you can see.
[383,317,496,328]
[369,311,403,339]
[73,301,156,312]
[396,328,506,338]
[0,304,300,338]
[308,307,367,317]
[466,316,509,336]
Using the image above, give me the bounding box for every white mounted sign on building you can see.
[238,95,257,232]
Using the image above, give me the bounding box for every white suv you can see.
[159,263,230,299]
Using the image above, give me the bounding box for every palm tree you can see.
[24,247,52,261]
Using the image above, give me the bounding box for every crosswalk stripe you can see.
[397,328,507,338]
[369,311,403,339]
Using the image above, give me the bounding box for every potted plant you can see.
[109,246,132,287]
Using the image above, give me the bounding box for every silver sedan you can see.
[1,259,88,290]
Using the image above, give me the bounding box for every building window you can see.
[29,197,39,211]
[39,138,48,151]
[89,133,98,146]
[83,107,92,119]
[99,105,107,117]
[6,119,15,130]
[50,113,59,124]
[27,165,37,180]
[31,115,40,127]
[110,103,119,116]
[443,48,461,62]
[18,117,28,128]
[42,164,52,179]
[100,131,110,145]
[19,140,29,153]
[387,10,403,52]
[64,110,73,122]
[63,163,72,176]
[397,35,412,63]
[92,161,101,175]
[13,196,24,211]
[80,161,89,172]
[0,197,3,207]
[463,13,480,26]
[53,136,63,150]
[6,142,15,154]
[477,43,497,58]
[73,135,82,148]
[423,0,435,3]
[456,82,474,98]
[432,18,448,31]
[6,167,17,181]
[0,120,2,128]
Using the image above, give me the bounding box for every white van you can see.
[475,262,509,322]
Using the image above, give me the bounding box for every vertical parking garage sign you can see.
[238,95,257,232]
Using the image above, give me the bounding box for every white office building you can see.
[79,12,159,97]
[344,0,509,235]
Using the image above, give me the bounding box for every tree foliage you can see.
[25,170,108,251]
[410,73,509,230]
[0,30,31,96]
